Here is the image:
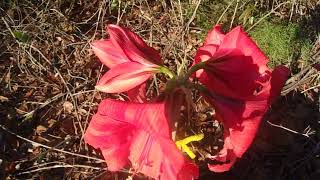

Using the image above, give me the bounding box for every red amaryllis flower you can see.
[194,25,290,172]
[91,25,162,99]
[84,99,199,180]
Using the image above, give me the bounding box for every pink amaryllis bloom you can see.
[193,25,290,172]
[91,25,162,99]
[84,99,199,180]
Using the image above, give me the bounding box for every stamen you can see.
[175,134,204,159]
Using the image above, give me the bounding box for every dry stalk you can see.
[0,124,105,163]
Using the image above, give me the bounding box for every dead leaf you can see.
[0,96,9,102]
[63,101,74,113]
[48,119,57,128]
[36,125,47,135]
[79,108,87,116]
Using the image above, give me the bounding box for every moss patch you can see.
[184,0,229,40]
[183,1,313,67]
[249,21,312,67]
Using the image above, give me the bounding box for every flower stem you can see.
[163,62,206,93]
[183,62,205,81]
[159,66,175,79]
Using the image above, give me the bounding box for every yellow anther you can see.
[175,134,204,159]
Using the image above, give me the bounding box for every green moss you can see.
[249,21,296,66]
[184,0,229,40]
[183,1,313,67]
[249,21,312,67]
[300,39,313,61]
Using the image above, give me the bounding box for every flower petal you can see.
[194,25,290,172]
[129,131,197,180]
[206,92,268,172]
[91,39,129,68]
[84,109,134,171]
[194,27,270,99]
[269,65,290,103]
[127,83,147,103]
[207,66,289,172]
[219,26,268,72]
[108,24,162,66]
[84,99,199,179]
[199,48,263,99]
[204,25,225,46]
[193,44,219,78]
[208,138,237,172]
[96,62,157,93]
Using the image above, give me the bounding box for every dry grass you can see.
[0,0,319,179]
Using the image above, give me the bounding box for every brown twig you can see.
[0,124,105,163]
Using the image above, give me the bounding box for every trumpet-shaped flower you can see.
[91,25,162,98]
[84,99,199,180]
[193,25,290,172]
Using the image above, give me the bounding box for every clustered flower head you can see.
[84,24,290,179]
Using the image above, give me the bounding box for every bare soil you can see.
[0,0,319,179]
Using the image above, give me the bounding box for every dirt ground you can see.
[0,0,319,179]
